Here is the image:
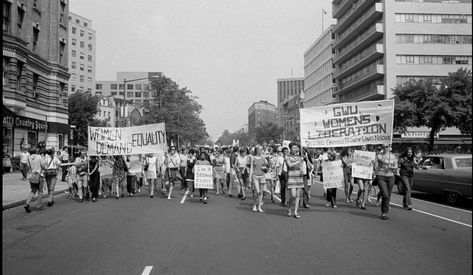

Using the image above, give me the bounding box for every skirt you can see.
[287,170,304,189]
[214,166,225,180]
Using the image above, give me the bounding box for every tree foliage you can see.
[216,129,249,147]
[140,74,209,147]
[393,68,472,152]
[68,91,100,146]
[255,122,284,145]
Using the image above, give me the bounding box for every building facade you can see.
[3,0,70,157]
[67,12,95,94]
[303,25,337,108]
[95,96,115,127]
[248,100,277,144]
[280,94,303,142]
[332,0,472,103]
[277,77,304,128]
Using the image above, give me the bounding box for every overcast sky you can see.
[70,0,336,141]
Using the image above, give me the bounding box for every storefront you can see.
[2,105,69,156]
[393,127,472,154]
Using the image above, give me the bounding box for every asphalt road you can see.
[3,183,471,275]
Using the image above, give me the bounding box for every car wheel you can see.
[445,192,459,204]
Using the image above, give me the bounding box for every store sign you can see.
[2,106,47,131]
[401,131,438,139]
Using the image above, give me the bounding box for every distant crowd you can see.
[20,142,422,220]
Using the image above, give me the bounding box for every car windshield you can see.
[455,157,472,168]
[422,157,443,169]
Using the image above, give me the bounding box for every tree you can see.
[140,74,209,147]
[216,129,249,147]
[68,91,100,146]
[255,122,284,145]
[393,68,472,152]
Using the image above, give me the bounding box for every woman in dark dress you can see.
[88,156,100,202]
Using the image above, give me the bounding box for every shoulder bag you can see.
[28,158,41,184]
[44,157,58,177]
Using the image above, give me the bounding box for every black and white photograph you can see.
[2,0,472,274]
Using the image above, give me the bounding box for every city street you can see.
[3,183,471,275]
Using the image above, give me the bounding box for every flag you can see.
[322,9,327,14]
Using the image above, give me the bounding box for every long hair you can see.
[401,147,414,160]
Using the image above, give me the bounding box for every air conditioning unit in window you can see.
[25,36,30,44]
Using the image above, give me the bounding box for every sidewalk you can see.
[2,171,69,210]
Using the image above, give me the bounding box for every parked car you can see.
[398,154,472,204]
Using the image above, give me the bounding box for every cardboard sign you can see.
[300,100,394,148]
[194,165,214,189]
[88,123,167,156]
[352,150,375,179]
[322,160,344,189]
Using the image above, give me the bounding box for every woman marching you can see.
[213,149,226,195]
[285,142,305,218]
[265,145,279,203]
[398,147,421,211]
[185,149,197,197]
[376,144,398,220]
[249,145,269,213]
[112,155,128,199]
[88,156,100,202]
[354,145,373,210]
[144,153,158,198]
[195,151,211,204]
[234,148,249,200]
[340,147,354,203]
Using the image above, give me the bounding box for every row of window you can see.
[70,62,93,73]
[71,27,94,40]
[69,16,89,28]
[70,73,93,83]
[70,85,91,93]
[71,39,93,50]
[394,13,472,24]
[71,50,93,62]
[340,60,383,88]
[396,34,472,44]
[396,76,443,85]
[96,83,150,90]
[395,55,472,65]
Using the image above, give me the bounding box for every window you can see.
[135,92,142,97]
[71,85,75,92]
[59,1,66,25]
[72,50,76,57]
[127,84,133,89]
[80,41,84,48]
[87,76,92,83]
[3,1,11,33]
[80,52,84,60]
[87,55,92,62]
[59,82,65,104]
[79,64,84,71]
[88,33,93,40]
[72,38,76,46]
[119,92,124,95]
[135,84,142,90]
[127,92,133,97]
[84,22,88,27]
[151,92,157,97]
[17,5,25,31]
[143,92,149,97]
[80,75,84,82]
[111,91,117,96]
[16,61,23,90]
[87,66,92,73]
[72,27,76,34]
[111,84,118,90]
[76,19,80,24]
[3,57,9,87]
[28,131,38,149]
[70,73,76,81]
[32,25,40,51]
[80,30,84,37]
[59,40,66,63]
[88,44,92,51]
[119,84,124,90]
[96,84,102,90]
[32,73,39,98]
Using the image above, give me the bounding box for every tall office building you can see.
[248,100,277,144]
[68,12,95,94]
[303,25,337,108]
[277,78,304,128]
[3,0,70,156]
[332,0,472,103]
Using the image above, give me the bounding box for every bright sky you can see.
[70,0,336,141]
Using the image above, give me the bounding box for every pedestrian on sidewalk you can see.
[24,148,44,212]
[88,156,100,202]
[42,148,61,207]
[20,148,30,180]
[285,142,304,218]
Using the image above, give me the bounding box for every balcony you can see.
[334,23,383,65]
[333,0,352,19]
[335,64,384,95]
[333,0,378,34]
[334,3,383,49]
[334,44,384,79]
[339,84,385,102]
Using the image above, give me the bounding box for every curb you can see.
[2,189,68,211]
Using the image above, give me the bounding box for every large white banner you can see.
[352,150,375,179]
[322,160,344,189]
[300,100,394,148]
[194,165,214,189]
[88,123,167,156]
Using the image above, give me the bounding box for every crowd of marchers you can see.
[19,143,421,220]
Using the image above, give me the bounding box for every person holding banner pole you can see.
[375,144,398,220]
[285,142,304,218]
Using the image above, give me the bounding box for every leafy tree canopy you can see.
[68,91,100,146]
[255,122,284,145]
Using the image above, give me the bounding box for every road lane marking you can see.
[142,266,153,275]
[389,201,472,228]
[180,190,189,204]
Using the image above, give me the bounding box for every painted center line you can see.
[142,266,153,275]
[180,190,189,204]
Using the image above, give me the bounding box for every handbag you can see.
[44,157,58,177]
[29,172,41,184]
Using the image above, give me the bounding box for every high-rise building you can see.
[248,100,277,144]
[3,0,70,156]
[332,0,472,103]
[303,25,337,108]
[277,78,304,141]
[67,12,96,94]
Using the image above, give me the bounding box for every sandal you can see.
[294,214,300,219]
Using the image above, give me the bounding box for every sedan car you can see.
[398,154,472,204]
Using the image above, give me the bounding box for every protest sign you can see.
[194,165,214,189]
[322,160,344,189]
[88,123,167,156]
[300,100,394,148]
[352,150,376,179]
